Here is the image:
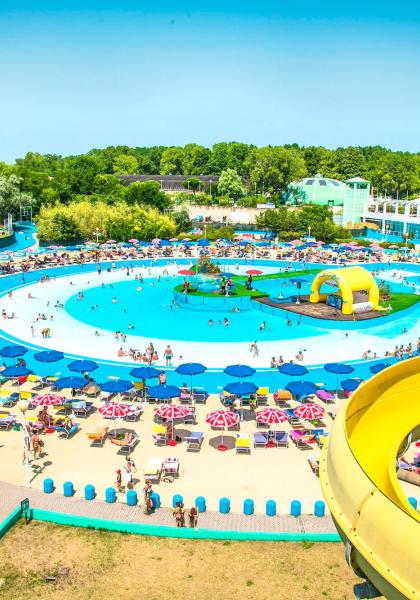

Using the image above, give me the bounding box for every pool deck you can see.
[0,480,337,535]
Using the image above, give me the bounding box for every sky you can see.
[0,1,419,162]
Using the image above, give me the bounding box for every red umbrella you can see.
[99,403,131,418]
[32,394,64,406]
[206,410,239,451]
[294,403,324,420]
[155,405,191,420]
[178,269,195,276]
[256,408,288,424]
[246,269,263,275]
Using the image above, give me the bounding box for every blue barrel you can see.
[43,478,54,494]
[408,496,418,510]
[63,481,74,497]
[243,498,254,515]
[290,499,301,517]
[105,487,116,503]
[314,500,325,517]
[195,496,206,513]
[150,491,160,509]
[172,493,183,508]
[84,484,95,501]
[266,499,276,517]
[126,490,138,506]
[219,497,230,514]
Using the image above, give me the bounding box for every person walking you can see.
[164,345,173,367]
[250,341,259,358]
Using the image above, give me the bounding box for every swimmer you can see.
[136,286,143,291]
[223,318,229,327]
[259,321,266,331]
[208,319,214,326]
[112,297,118,304]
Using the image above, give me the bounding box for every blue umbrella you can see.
[176,362,207,392]
[220,271,235,277]
[100,380,133,393]
[2,366,33,378]
[130,366,160,379]
[278,363,308,377]
[34,350,64,363]
[198,239,210,247]
[160,240,171,247]
[286,381,319,397]
[224,381,258,396]
[0,345,28,358]
[68,359,98,373]
[56,376,87,389]
[224,364,256,379]
[324,362,354,397]
[369,363,388,374]
[147,384,181,399]
[341,378,363,392]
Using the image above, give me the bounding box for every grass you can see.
[232,269,322,282]
[380,292,420,313]
[174,282,268,299]
[0,521,361,600]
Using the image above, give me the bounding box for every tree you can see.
[208,142,252,174]
[217,169,244,198]
[173,206,191,233]
[244,147,307,194]
[61,155,102,195]
[181,144,211,175]
[112,154,138,175]
[93,174,126,201]
[183,178,201,194]
[125,181,169,210]
[160,147,184,175]
[0,175,36,221]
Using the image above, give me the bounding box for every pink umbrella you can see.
[128,239,138,243]
[294,403,325,420]
[316,241,325,245]
[32,394,64,406]
[256,408,288,425]
[99,402,132,435]
[152,238,160,244]
[178,269,195,276]
[348,241,359,246]
[206,410,239,451]
[389,245,399,249]
[246,269,263,275]
[155,405,191,420]
[106,240,116,244]
[290,239,301,245]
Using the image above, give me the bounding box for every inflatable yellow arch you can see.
[309,266,379,315]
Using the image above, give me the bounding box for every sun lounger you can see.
[180,392,192,404]
[316,389,335,404]
[192,389,207,403]
[143,457,163,482]
[111,433,139,454]
[235,434,251,454]
[256,387,269,405]
[316,433,329,447]
[186,431,204,451]
[308,456,320,476]
[72,401,94,418]
[162,457,179,481]
[0,415,16,430]
[54,423,80,439]
[87,426,108,447]
[84,384,100,397]
[273,431,289,447]
[274,389,292,407]
[253,432,268,448]
[290,429,314,450]
[124,406,142,422]
[0,390,19,407]
[183,409,196,425]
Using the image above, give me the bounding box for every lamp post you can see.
[17,399,31,485]
[405,232,409,253]
[93,228,101,244]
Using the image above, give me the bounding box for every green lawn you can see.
[174,282,268,299]
[380,293,420,313]
[232,269,321,282]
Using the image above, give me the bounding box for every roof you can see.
[290,173,346,205]
[344,177,369,183]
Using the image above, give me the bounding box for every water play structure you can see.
[320,358,420,599]
[310,266,380,315]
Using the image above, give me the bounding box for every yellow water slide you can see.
[320,358,420,599]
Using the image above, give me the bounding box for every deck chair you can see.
[55,423,80,439]
[87,427,108,447]
[143,457,163,482]
[72,401,94,418]
[192,389,207,404]
[308,456,320,476]
[316,389,335,404]
[186,431,204,451]
[235,435,251,454]
[111,433,139,454]
[253,432,268,448]
[0,415,16,431]
[273,431,289,447]
[256,387,269,405]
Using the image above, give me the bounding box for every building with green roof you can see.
[287,173,346,206]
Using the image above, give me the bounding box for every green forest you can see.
[0,143,418,243]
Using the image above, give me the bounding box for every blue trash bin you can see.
[127,490,138,506]
[219,497,230,514]
[150,491,160,509]
[43,478,54,494]
[290,499,301,517]
[266,500,276,517]
[84,484,95,501]
[243,498,254,515]
[408,496,418,510]
[314,500,325,517]
[172,494,183,508]
[63,481,74,497]
[195,496,206,513]
[105,487,116,503]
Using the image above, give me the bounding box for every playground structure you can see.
[320,358,420,599]
[309,266,379,315]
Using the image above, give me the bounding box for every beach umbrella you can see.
[2,365,32,379]
[369,363,388,374]
[278,363,308,377]
[32,393,64,406]
[294,403,324,420]
[34,349,64,376]
[206,410,239,451]
[160,240,171,247]
[178,269,195,276]
[147,385,181,400]
[220,271,235,277]
[256,408,288,425]
[389,245,399,250]
[286,381,319,398]
[198,239,210,247]
[224,364,255,379]
[128,239,138,244]
[176,362,207,392]
[341,378,363,392]
[246,269,263,275]
[129,366,160,379]
[224,381,258,396]
[56,376,87,390]
[100,380,133,394]
[324,362,354,398]
[99,402,132,435]
[0,345,28,358]
[155,404,192,442]
[68,359,98,373]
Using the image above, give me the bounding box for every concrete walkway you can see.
[0,481,336,534]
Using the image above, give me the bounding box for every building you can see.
[117,174,220,194]
[363,196,420,239]
[342,177,371,228]
[289,173,346,206]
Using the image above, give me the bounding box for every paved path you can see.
[0,481,336,534]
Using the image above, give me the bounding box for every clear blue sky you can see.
[1,1,419,161]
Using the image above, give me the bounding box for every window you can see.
[319,180,327,186]
[305,179,315,185]
[331,181,339,187]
